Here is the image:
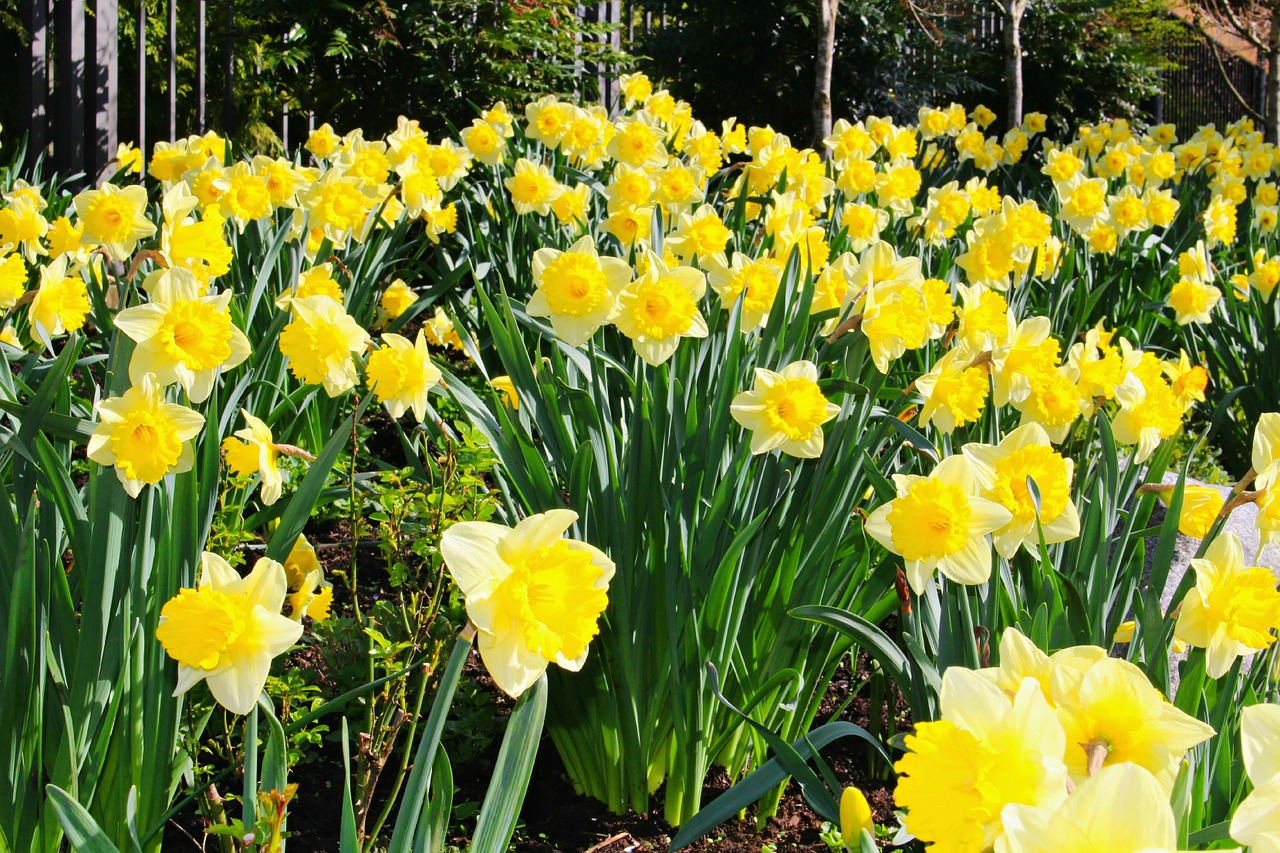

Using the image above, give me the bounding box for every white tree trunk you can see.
[813,0,839,150]
[1268,0,1280,143]
[1002,0,1029,128]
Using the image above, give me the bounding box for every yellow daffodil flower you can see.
[527,235,631,347]
[613,252,708,366]
[1053,656,1214,788]
[156,553,303,714]
[730,360,839,459]
[87,373,205,497]
[1175,531,1280,678]
[221,410,285,506]
[73,183,156,261]
[840,787,874,851]
[894,669,1067,853]
[962,423,1080,558]
[1231,703,1280,853]
[29,255,91,345]
[865,454,1012,594]
[277,295,370,396]
[440,509,613,697]
[365,330,442,422]
[115,268,251,403]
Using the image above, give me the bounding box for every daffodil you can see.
[730,360,840,459]
[916,346,990,435]
[894,669,1067,853]
[1154,483,1223,539]
[0,253,27,309]
[72,183,156,260]
[613,253,708,366]
[865,454,1012,593]
[962,423,1080,557]
[840,787,874,851]
[156,553,303,714]
[1231,703,1280,853]
[491,375,519,409]
[29,255,91,344]
[115,268,251,402]
[87,374,205,497]
[526,236,630,347]
[222,410,285,505]
[504,158,562,216]
[439,509,614,697]
[1174,531,1280,677]
[365,330,442,422]
[999,763,1186,853]
[1052,656,1214,788]
[379,278,417,325]
[288,563,333,623]
[277,295,370,396]
[705,252,784,333]
[1254,413,1280,491]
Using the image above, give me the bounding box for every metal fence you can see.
[9,0,1272,182]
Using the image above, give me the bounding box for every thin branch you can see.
[1204,33,1266,120]
[1196,0,1267,51]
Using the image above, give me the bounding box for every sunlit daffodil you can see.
[999,763,1187,853]
[29,255,91,345]
[962,424,1080,558]
[894,669,1067,853]
[222,410,285,506]
[72,183,156,261]
[378,278,417,325]
[614,253,708,366]
[527,236,631,347]
[277,295,370,396]
[114,268,251,402]
[1051,656,1214,789]
[916,346,991,435]
[1253,412,1280,491]
[440,509,613,697]
[730,360,840,459]
[840,787,874,850]
[1174,531,1280,678]
[0,253,27,309]
[87,374,205,497]
[1231,703,1280,853]
[865,454,1012,594]
[365,330,442,422]
[156,553,303,714]
[491,375,519,409]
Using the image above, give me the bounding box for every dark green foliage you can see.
[632,0,1186,140]
[632,0,983,136]
[968,0,1191,130]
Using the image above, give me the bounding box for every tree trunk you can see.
[812,0,839,151]
[1268,0,1280,143]
[1003,0,1026,129]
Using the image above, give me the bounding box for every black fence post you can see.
[19,0,50,171]
[56,0,86,177]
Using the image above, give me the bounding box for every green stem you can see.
[385,625,475,853]
[243,703,259,832]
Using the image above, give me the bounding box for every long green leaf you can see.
[470,676,547,853]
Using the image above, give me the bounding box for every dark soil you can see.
[161,647,903,852]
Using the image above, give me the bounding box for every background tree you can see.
[1188,0,1280,142]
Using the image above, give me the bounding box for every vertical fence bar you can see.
[138,0,146,156]
[57,0,87,175]
[92,0,120,178]
[168,0,177,139]
[223,0,235,136]
[19,0,49,168]
[197,0,207,131]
